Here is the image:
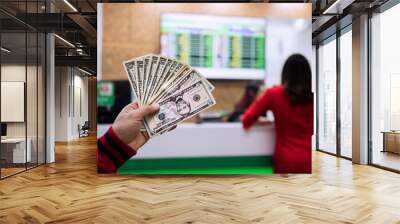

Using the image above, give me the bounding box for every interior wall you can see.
[88,76,97,132]
[54,67,89,141]
[1,65,38,139]
[101,3,311,113]
[312,45,316,150]
[265,19,312,87]
[55,66,69,141]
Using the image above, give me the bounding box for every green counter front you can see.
[118,155,274,174]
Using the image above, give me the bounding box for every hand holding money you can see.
[112,102,160,149]
[123,54,216,138]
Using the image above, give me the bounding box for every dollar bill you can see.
[135,59,144,104]
[122,54,217,138]
[147,56,168,101]
[143,55,159,104]
[123,60,139,101]
[149,70,213,104]
[150,58,174,101]
[144,80,216,137]
[142,56,151,103]
[147,63,190,104]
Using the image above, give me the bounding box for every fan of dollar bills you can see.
[123,54,216,138]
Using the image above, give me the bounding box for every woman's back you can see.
[242,85,313,173]
[267,86,313,173]
[242,54,313,173]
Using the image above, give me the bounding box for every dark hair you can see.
[281,54,313,104]
[246,80,261,94]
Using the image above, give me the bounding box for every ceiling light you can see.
[1,47,11,53]
[63,0,78,12]
[323,0,342,15]
[322,0,354,15]
[54,34,75,48]
[78,67,92,76]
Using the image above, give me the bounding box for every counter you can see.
[98,122,275,174]
[98,122,275,158]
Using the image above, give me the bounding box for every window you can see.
[0,2,47,179]
[339,29,352,158]
[317,37,337,154]
[370,3,400,171]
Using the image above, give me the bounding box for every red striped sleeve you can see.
[97,127,137,173]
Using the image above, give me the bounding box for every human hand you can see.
[256,116,273,125]
[112,102,159,150]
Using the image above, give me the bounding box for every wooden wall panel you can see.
[88,77,97,132]
[1,65,43,143]
[102,3,311,80]
[101,3,309,114]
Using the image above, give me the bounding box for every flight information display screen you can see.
[160,13,266,80]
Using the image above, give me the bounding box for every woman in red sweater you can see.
[242,54,313,174]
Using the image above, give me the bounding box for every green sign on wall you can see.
[97,81,115,107]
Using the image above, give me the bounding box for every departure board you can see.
[160,13,266,80]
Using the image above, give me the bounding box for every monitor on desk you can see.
[1,123,7,138]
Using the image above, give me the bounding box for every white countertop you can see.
[99,122,276,158]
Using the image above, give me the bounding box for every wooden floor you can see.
[1,167,26,178]
[1,135,400,224]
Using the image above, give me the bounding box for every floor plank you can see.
[0,135,399,224]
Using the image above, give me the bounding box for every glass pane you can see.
[38,33,45,165]
[1,30,27,177]
[317,38,337,154]
[371,4,400,171]
[339,30,352,158]
[26,0,38,169]
[27,31,38,169]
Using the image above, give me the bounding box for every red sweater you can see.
[97,127,136,173]
[242,85,313,173]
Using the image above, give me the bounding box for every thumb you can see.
[122,101,139,113]
[135,103,160,118]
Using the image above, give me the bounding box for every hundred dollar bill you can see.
[144,80,216,137]
[123,60,139,101]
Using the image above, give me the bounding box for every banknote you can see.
[150,58,174,100]
[141,56,151,103]
[147,63,191,104]
[144,80,216,137]
[148,56,167,100]
[123,54,216,138]
[123,60,139,101]
[143,55,159,103]
[149,70,214,104]
[135,59,144,104]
